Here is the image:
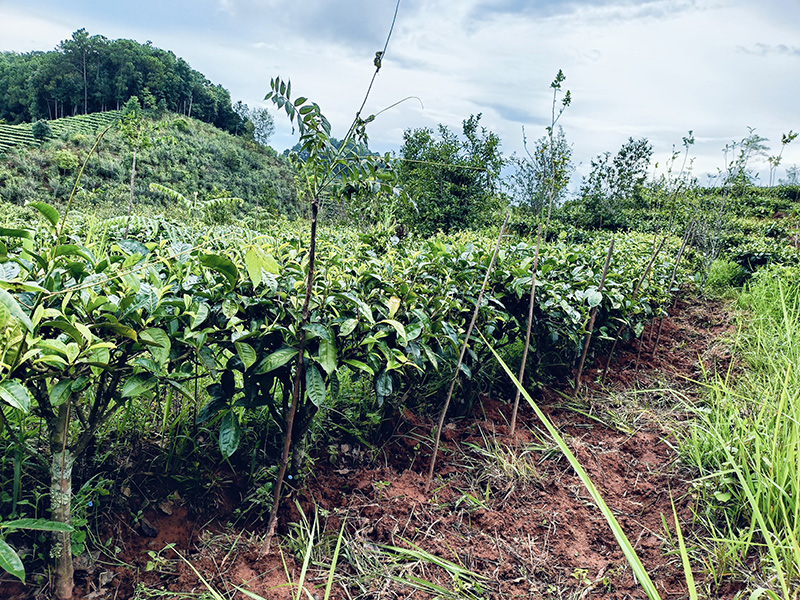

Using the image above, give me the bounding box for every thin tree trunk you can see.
[573,238,614,394]
[264,194,319,551]
[50,402,74,599]
[82,53,88,115]
[653,221,694,356]
[601,235,667,384]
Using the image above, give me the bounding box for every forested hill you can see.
[0,29,245,135]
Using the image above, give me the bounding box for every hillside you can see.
[0,110,299,218]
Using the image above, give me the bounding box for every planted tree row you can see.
[0,196,690,593]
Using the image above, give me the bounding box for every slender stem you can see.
[124,147,137,238]
[425,213,509,493]
[653,221,694,356]
[57,121,115,244]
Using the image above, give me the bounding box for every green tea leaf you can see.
[376,370,393,400]
[342,359,374,376]
[191,302,209,329]
[339,318,358,337]
[0,227,32,240]
[586,288,603,308]
[405,321,423,341]
[234,341,256,370]
[0,518,74,532]
[219,411,241,459]
[121,373,157,398]
[42,320,88,346]
[54,244,96,265]
[0,537,25,582]
[387,295,401,319]
[130,282,160,315]
[306,364,326,407]
[140,329,169,366]
[97,322,138,341]
[49,380,72,407]
[65,342,80,364]
[379,319,407,344]
[0,301,9,329]
[244,246,280,288]
[317,338,337,376]
[200,253,239,289]
[255,347,298,374]
[28,201,60,230]
[0,289,32,332]
[303,323,332,342]
[0,380,31,412]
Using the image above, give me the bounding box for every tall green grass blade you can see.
[683,268,800,596]
[324,519,346,600]
[670,495,698,600]
[718,442,790,597]
[479,330,662,600]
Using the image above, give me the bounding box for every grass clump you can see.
[704,258,747,293]
[683,264,800,596]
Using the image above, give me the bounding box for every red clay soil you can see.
[2,296,738,600]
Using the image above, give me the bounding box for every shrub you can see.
[32,119,51,142]
[55,150,79,172]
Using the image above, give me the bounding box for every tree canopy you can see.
[397,114,504,236]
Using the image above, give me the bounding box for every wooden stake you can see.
[601,235,667,385]
[264,195,319,551]
[573,238,614,395]
[425,213,509,493]
[510,225,542,436]
[653,220,694,357]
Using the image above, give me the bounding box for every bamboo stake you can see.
[425,213,509,493]
[573,238,614,395]
[601,235,667,385]
[509,225,542,436]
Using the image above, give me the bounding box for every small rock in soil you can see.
[138,517,159,537]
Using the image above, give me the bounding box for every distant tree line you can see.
[0,28,246,135]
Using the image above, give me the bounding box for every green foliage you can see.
[0,519,74,582]
[31,120,51,142]
[508,125,572,214]
[718,127,769,191]
[683,266,800,595]
[704,259,747,292]
[54,150,79,172]
[233,101,275,146]
[0,112,120,157]
[397,114,504,236]
[569,137,653,230]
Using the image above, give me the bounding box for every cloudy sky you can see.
[2,0,799,186]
